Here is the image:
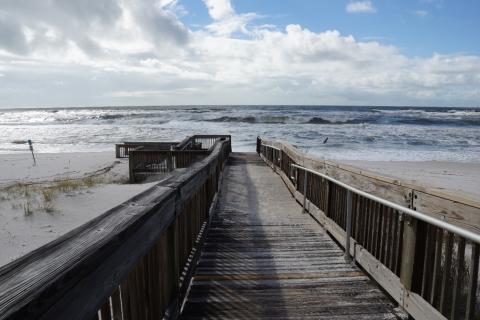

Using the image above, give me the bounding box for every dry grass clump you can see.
[1,174,105,215]
[41,188,55,213]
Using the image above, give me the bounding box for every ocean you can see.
[1,106,479,162]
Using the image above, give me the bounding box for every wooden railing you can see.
[259,137,480,320]
[0,139,231,320]
[129,150,210,183]
[116,136,231,160]
[128,136,231,183]
[177,135,231,151]
[115,142,178,158]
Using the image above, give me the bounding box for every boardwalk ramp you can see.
[181,153,401,319]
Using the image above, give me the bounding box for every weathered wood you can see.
[99,300,111,320]
[110,288,122,320]
[275,171,445,320]
[0,137,231,320]
[420,224,436,298]
[258,142,450,320]
[429,227,442,305]
[261,138,480,232]
[439,232,453,315]
[466,243,479,320]
[450,237,466,320]
[127,135,231,182]
[181,153,401,319]
[413,190,480,234]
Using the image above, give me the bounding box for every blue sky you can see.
[0,0,479,107]
[181,0,480,57]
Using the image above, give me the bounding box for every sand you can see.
[338,160,480,200]
[1,152,479,267]
[0,152,156,266]
[0,152,124,184]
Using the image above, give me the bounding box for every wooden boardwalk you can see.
[180,153,402,319]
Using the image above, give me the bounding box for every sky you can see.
[0,0,479,108]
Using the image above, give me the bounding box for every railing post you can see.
[400,190,424,295]
[345,190,352,262]
[279,150,282,170]
[295,166,299,190]
[170,210,181,318]
[167,151,173,171]
[400,215,418,291]
[302,169,308,213]
[129,152,135,183]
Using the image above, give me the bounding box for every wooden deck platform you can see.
[180,153,402,319]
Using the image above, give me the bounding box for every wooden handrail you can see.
[176,135,231,151]
[115,135,231,159]
[0,139,231,320]
[259,137,479,320]
[291,163,480,244]
[128,136,231,183]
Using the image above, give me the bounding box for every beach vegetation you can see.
[23,201,32,216]
[41,188,56,213]
[1,173,107,215]
[83,176,97,188]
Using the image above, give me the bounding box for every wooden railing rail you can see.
[177,135,231,151]
[128,136,231,183]
[0,139,231,320]
[115,144,142,158]
[258,137,480,320]
[116,142,178,158]
[129,149,211,183]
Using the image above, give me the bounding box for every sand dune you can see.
[0,152,156,266]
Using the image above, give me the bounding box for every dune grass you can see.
[0,175,106,215]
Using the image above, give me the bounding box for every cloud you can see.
[415,10,429,17]
[202,0,259,36]
[346,1,377,13]
[0,15,30,54]
[203,0,235,20]
[0,0,189,58]
[127,0,190,47]
[0,0,479,107]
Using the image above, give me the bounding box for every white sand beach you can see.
[1,151,479,267]
[0,152,156,266]
[339,160,480,200]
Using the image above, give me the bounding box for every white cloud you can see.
[346,1,377,13]
[202,0,259,36]
[203,0,235,20]
[0,0,479,107]
[205,12,258,36]
[415,10,429,17]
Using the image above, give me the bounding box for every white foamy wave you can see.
[1,106,479,162]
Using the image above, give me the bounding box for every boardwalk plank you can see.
[180,153,402,319]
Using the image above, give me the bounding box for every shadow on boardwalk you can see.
[181,153,402,319]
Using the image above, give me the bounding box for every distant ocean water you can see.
[1,106,479,162]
